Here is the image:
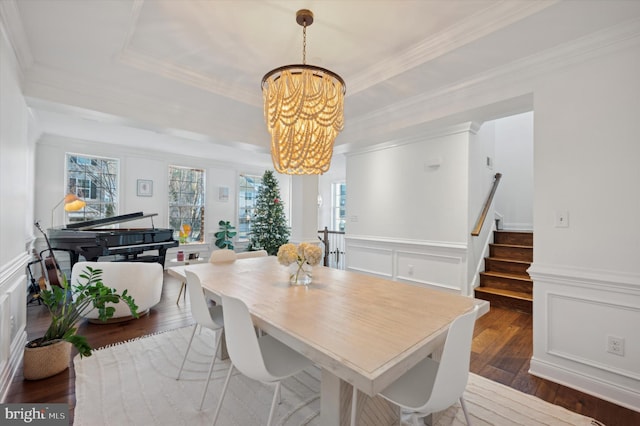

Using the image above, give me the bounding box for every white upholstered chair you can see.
[236,249,268,259]
[70,261,163,322]
[176,270,225,410]
[213,294,313,426]
[351,305,479,426]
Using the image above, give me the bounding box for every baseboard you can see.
[529,356,640,412]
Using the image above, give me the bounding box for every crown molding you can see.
[345,17,640,145]
[347,0,559,95]
[0,0,33,72]
[117,0,556,106]
[117,48,261,107]
[117,0,260,107]
[345,121,480,157]
[23,63,265,144]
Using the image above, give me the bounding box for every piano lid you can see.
[65,212,159,231]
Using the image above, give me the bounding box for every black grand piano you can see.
[48,212,178,268]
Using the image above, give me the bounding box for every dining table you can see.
[185,256,489,426]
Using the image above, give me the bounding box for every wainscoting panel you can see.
[0,253,29,402]
[0,295,9,376]
[345,236,467,293]
[396,250,463,292]
[547,293,640,380]
[345,244,393,278]
[529,263,640,411]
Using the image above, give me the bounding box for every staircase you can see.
[475,230,533,314]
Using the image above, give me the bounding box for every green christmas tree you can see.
[249,170,290,255]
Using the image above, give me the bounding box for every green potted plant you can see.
[214,220,237,250]
[23,266,138,380]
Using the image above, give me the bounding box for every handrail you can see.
[317,226,346,268]
[471,173,502,237]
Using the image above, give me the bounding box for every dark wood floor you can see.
[6,273,639,425]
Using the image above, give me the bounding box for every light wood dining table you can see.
[185,256,488,426]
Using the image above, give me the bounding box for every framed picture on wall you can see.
[137,179,153,197]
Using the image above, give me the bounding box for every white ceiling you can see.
[3,0,640,162]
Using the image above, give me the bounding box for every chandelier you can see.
[262,9,345,175]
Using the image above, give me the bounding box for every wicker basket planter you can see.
[23,339,72,380]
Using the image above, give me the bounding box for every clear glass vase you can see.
[289,262,313,286]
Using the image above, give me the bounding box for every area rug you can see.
[74,327,602,426]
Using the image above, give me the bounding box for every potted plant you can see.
[214,220,236,250]
[23,265,138,380]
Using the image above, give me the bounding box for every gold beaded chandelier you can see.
[261,9,345,175]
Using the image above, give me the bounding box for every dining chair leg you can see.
[176,324,197,380]
[350,386,357,426]
[198,330,223,410]
[212,364,234,425]
[410,413,421,426]
[267,381,282,426]
[176,281,186,304]
[460,396,472,425]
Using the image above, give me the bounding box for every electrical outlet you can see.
[407,264,414,276]
[607,335,625,356]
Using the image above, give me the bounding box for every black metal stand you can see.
[26,260,43,306]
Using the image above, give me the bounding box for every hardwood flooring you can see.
[5,273,639,425]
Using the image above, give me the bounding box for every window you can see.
[238,174,263,240]
[66,154,119,222]
[332,182,346,231]
[168,166,205,243]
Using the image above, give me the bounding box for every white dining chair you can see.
[176,271,225,410]
[203,249,238,304]
[236,249,268,259]
[351,305,479,426]
[208,248,237,263]
[212,294,313,426]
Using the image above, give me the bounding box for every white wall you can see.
[345,124,474,293]
[342,34,640,410]
[494,111,534,230]
[529,45,640,410]
[0,25,30,401]
[34,134,290,260]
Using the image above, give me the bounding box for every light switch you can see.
[555,211,569,228]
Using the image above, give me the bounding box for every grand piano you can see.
[48,212,179,268]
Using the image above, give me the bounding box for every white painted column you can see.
[289,175,319,244]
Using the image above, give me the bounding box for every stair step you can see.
[484,257,531,275]
[479,271,532,293]
[490,244,533,262]
[474,287,532,314]
[494,230,533,246]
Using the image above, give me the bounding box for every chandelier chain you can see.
[302,22,307,65]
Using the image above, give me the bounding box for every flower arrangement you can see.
[179,224,191,244]
[277,242,322,285]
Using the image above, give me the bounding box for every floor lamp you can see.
[51,193,86,228]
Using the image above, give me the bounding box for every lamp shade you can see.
[62,194,86,211]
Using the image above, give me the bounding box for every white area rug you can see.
[74,327,603,426]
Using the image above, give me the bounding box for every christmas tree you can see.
[249,170,290,255]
